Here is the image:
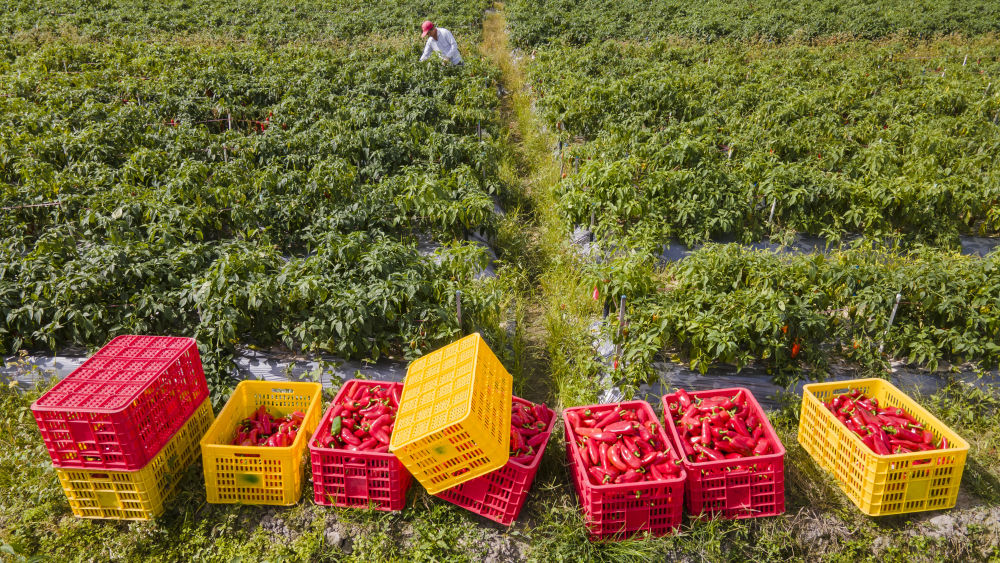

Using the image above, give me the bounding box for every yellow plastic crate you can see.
[200,381,322,505]
[798,378,969,516]
[55,398,214,520]
[390,333,512,495]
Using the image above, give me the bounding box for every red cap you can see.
[421,21,434,37]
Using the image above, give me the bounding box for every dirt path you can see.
[479,7,559,406]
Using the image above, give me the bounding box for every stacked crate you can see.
[384,333,553,525]
[31,335,212,520]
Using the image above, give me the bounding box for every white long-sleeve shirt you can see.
[419,27,463,65]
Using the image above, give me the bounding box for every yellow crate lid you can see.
[391,333,485,449]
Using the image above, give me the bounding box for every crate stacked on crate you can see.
[799,378,969,516]
[662,388,785,520]
[434,395,555,525]
[389,333,513,495]
[200,381,323,505]
[30,335,212,520]
[564,401,686,540]
[309,380,411,511]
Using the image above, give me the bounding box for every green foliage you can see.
[508,0,1000,46]
[530,40,1000,247]
[0,41,508,384]
[611,243,1000,384]
[5,0,490,43]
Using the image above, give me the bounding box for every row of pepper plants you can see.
[532,40,1000,248]
[584,243,1000,388]
[0,40,509,391]
[508,0,1000,46]
[522,38,1000,384]
[5,0,491,43]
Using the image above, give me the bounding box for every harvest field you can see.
[2,0,1000,561]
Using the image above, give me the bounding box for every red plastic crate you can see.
[564,401,685,541]
[661,388,785,519]
[309,380,411,511]
[435,396,555,526]
[31,335,209,471]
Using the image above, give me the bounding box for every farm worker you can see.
[419,21,464,66]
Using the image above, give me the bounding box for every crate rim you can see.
[802,378,970,456]
[661,387,787,468]
[30,335,200,414]
[308,379,403,456]
[563,400,687,489]
[199,380,323,451]
[389,332,488,451]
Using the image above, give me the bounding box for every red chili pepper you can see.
[709,410,731,426]
[695,444,724,462]
[511,429,525,452]
[595,408,622,428]
[635,438,654,454]
[607,443,629,471]
[648,464,665,480]
[676,389,692,409]
[566,411,581,429]
[351,384,365,401]
[590,431,618,442]
[733,389,746,407]
[605,421,636,436]
[729,435,756,455]
[527,432,548,449]
[637,425,653,442]
[619,469,642,483]
[752,437,771,456]
[340,427,360,446]
[728,415,750,437]
[709,426,728,440]
[680,438,696,458]
[372,427,390,445]
[512,453,534,465]
[791,342,801,358]
[585,437,600,465]
[639,451,662,466]
[655,461,681,476]
[533,404,552,425]
[598,442,610,471]
[588,466,611,484]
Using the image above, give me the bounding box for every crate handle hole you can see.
[235,453,260,458]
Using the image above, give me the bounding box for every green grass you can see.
[3,376,999,562]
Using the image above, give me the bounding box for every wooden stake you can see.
[879,293,902,353]
[613,296,626,370]
[456,290,463,331]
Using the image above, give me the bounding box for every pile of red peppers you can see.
[568,404,683,486]
[509,400,553,465]
[230,405,305,447]
[666,389,774,463]
[314,383,401,453]
[823,389,946,459]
